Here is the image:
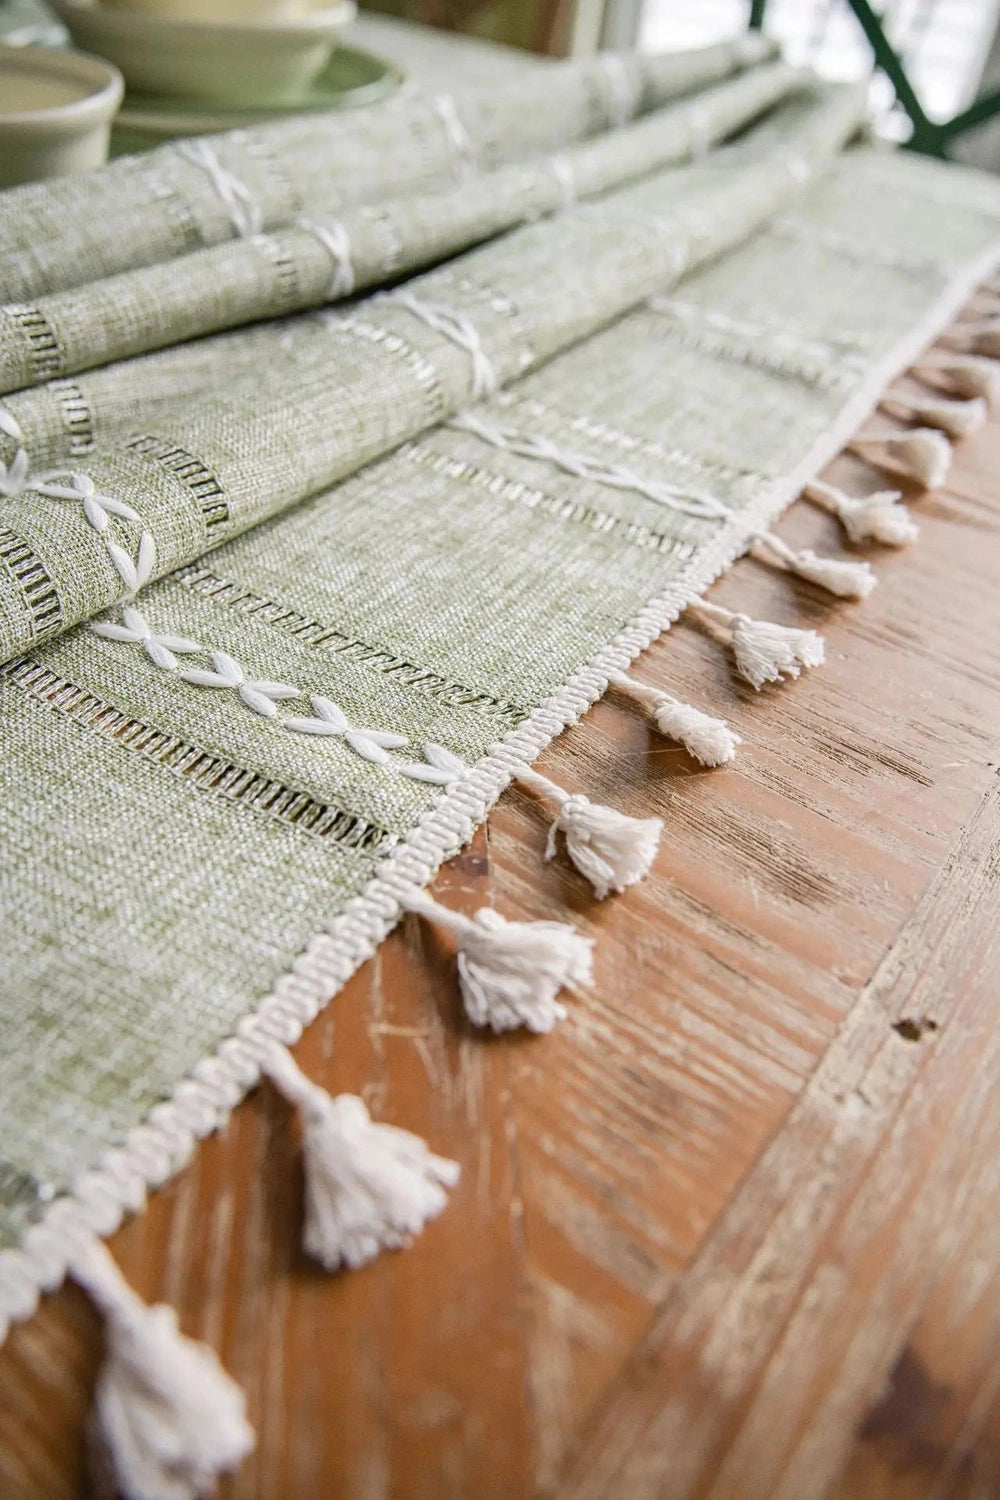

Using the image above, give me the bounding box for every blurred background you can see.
[363,0,1000,164]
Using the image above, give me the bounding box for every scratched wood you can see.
[2,303,1000,1500]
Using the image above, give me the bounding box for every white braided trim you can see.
[88,606,468,786]
[389,291,497,399]
[0,409,155,597]
[1,243,997,1345]
[175,139,263,238]
[298,216,355,299]
[447,407,729,520]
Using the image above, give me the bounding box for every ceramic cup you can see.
[0,43,124,189]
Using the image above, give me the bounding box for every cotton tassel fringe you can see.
[510,762,662,900]
[880,392,987,438]
[750,530,877,599]
[804,480,918,547]
[912,355,999,405]
[70,1238,254,1500]
[850,427,952,489]
[607,669,740,766]
[400,887,593,1033]
[262,1043,459,1271]
[690,600,825,690]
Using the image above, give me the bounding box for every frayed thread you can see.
[511,762,662,899]
[691,599,825,690]
[400,888,592,1033]
[851,427,952,489]
[751,530,877,599]
[607,669,740,766]
[263,1044,459,1271]
[71,1239,253,1500]
[804,480,918,546]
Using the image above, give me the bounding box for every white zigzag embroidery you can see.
[90,609,466,787]
[3,406,468,789]
[1,408,156,597]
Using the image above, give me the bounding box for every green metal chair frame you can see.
[750,0,1000,156]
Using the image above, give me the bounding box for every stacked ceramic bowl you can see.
[49,0,398,148]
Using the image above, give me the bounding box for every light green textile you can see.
[2,27,1000,1279]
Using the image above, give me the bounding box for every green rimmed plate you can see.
[112,43,402,150]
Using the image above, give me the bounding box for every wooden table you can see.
[2,299,1000,1500]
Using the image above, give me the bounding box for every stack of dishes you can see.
[49,0,401,149]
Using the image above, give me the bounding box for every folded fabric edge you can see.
[0,236,996,1496]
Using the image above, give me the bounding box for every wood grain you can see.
[2,304,1000,1500]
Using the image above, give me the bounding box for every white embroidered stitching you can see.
[297,217,355,299]
[446,408,730,520]
[646,296,868,371]
[429,95,475,175]
[89,614,467,786]
[389,292,497,399]
[1,412,156,598]
[176,140,263,238]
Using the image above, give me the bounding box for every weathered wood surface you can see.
[2,306,1000,1500]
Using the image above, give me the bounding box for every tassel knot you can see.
[607,669,740,765]
[401,889,593,1033]
[543,790,662,901]
[72,1240,253,1500]
[752,531,877,599]
[264,1047,459,1271]
[691,601,825,690]
[882,392,986,438]
[852,428,952,489]
[458,907,593,1031]
[913,355,998,405]
[509,762,661,899]
[731,614,825,688]
[805,480,918,547]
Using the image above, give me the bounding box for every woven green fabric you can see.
[2,26,1000,1333]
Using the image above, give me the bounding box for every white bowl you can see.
[0,42,123,188]
[50,0,356,107]
[102,0,318,17]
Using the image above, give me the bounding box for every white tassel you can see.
[942,315,1000,359]
[881,393,986,438]
[751,531,877,599]
[690,600,825,691]
[71,1239,253,1500]
[607,669,740,766]
[511,762,662,900]
[804,480,918,547]
[401,888,593,1033]
[263,1044,459,1271]
[912,356,999,405]
[851,427,952,489]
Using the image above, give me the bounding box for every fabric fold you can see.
[0,61,803,395]
[0,34,776,303]
[0,81,865,669]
